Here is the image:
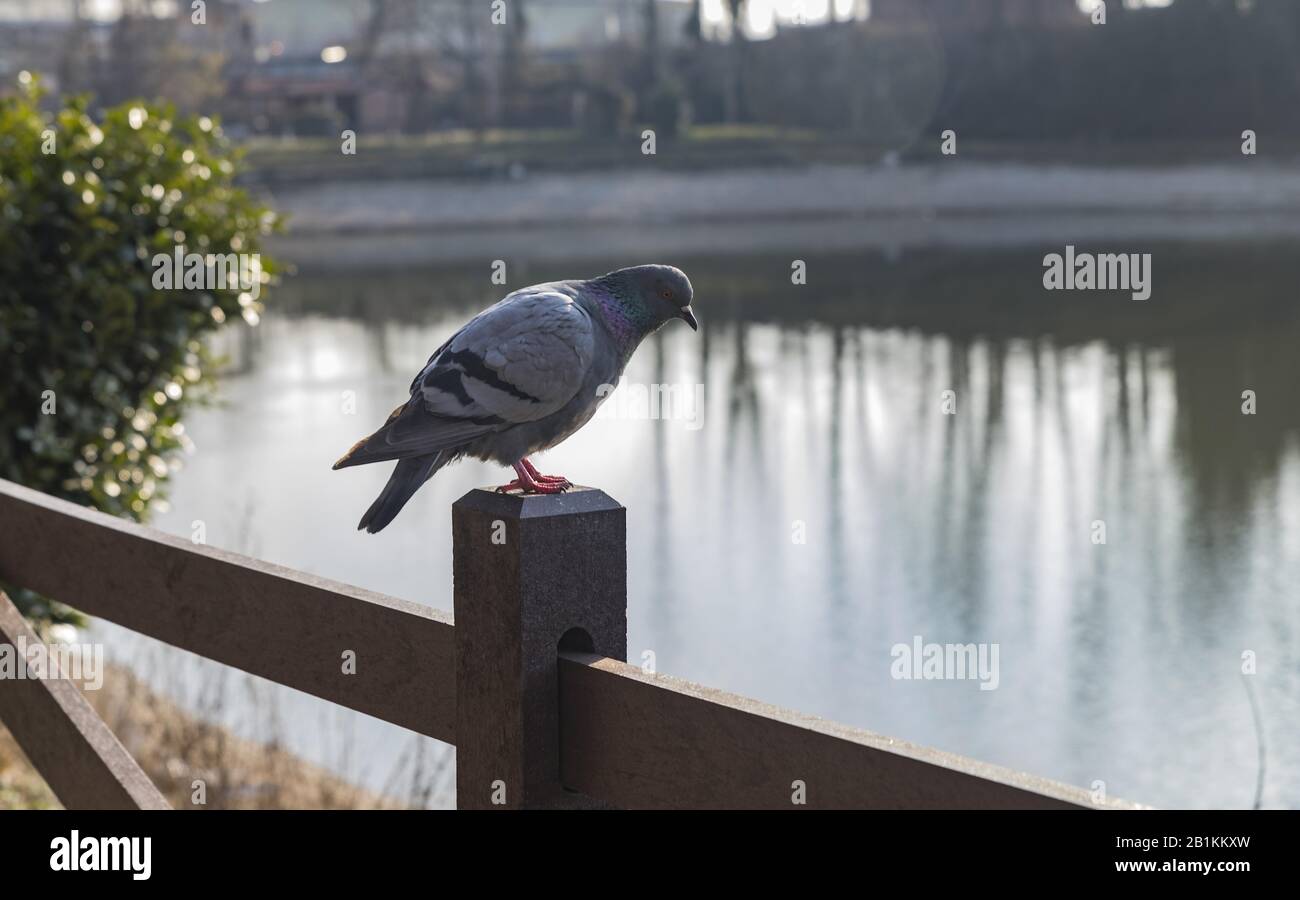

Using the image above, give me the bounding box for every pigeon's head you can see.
[601,264,698,333]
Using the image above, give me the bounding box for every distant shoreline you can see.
[264,162,1300,241]
[262,162,1300,267]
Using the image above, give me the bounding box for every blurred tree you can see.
[684,0,703,43]
[56,0,91,95]
[356,0,396,74]
[644,0,662,86]
[723,0,749,122]
[640,0,688,139]
[0,78,279,628]
[73,0,227,113]
[455,0,488,130]
[502,0,531,124]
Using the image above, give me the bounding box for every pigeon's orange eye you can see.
[662,288,673,300]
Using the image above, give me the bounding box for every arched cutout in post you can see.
[558,627,595,654]
[452,487,627,809]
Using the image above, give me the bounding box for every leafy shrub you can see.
[0,76,279,624]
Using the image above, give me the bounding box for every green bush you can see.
[0,76,279,626]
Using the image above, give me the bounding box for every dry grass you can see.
[0,726,56,809]
[0,663,409,810]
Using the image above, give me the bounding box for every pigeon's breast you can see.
[472,349,622,463]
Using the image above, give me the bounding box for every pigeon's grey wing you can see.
[335,289,596,469]
[344,289,596,460]
[413,288,596,426]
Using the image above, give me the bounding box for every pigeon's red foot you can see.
[520,458,571,487]
[496,459,571,494]
[496,478,568,494]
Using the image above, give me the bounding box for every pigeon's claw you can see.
[496,459,571,494]
[496,478,568,495]
[520,458,571,488]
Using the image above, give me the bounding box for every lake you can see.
[92,224,1300,809]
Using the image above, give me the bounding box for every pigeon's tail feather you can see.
[334,402,497,470]
[333,403,406,470]
[358,453,446,534]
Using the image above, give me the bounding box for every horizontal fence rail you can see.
[0,478,1135,809]
[0,479,455,743]
[558,652,1099,809]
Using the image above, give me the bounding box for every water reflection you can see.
[100,241,1300,808]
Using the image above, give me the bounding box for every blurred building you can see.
[1,0,1108,136]
[870,0,1088,29]
[226,0,695,135]
[0,0,693,133]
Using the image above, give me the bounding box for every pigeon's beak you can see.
[680,306,699,331]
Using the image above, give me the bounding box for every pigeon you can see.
[333,264,698,533]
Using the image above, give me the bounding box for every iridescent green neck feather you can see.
[590,278,659,360]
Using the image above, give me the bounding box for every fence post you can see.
[452,487,627,809]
